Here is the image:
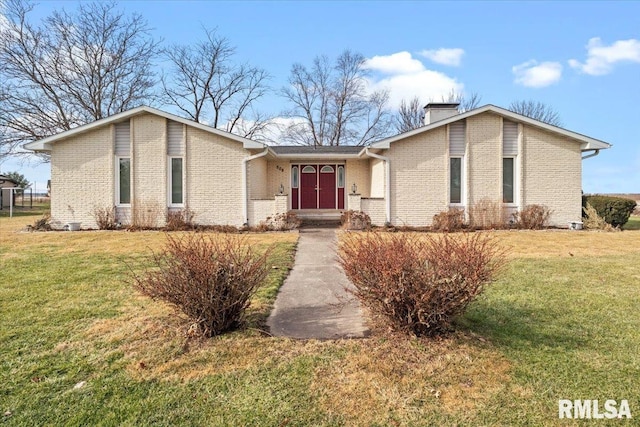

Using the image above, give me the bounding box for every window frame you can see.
[291,166,299,189]
[449,156,464,206]
[502,156,517,205]
[337,166,345,188]
[167,156,185,207]
[115,156,131,207]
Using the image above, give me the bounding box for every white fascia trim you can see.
[24,106,267,152]
[369,104,612,151]
[271,153,362,160]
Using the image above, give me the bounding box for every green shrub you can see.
[432,208,465,232]
[582,195,636,228]
[339,232,506,336]
[133,234,270,337]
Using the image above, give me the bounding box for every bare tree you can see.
[0,0,158,159]
[394,97,423,133]
[508,100,562,126]
[393,91,482,133]
[161,27,271,138]
[281,50,393,146]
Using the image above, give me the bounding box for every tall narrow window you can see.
[450,158,462,204]
[118,158,131,205]
[503,158,514,204]
[337,166,345,188]
[503,120,518,205]
[449,121,465,205]
[170,157,183,205]
[291,166,299,188]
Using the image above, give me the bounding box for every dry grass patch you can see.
[311,334,510,425]
[490,229,640,258]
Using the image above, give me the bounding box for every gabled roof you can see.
[369,104,611,151]
[23,106,266,152]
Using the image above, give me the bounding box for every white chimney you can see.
[424,103,460,125]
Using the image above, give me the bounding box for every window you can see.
[291,166,299,188]
[302,165,316,173]
[337,166,345,188]
[118,158,131,205]
[450,158,462,204]
[320,165,334,173]
[169,157,184,206]
[503,157,515,204]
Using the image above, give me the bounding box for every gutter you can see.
[241,148,269,226]
[364,147,391,225]
[581,149,600,160]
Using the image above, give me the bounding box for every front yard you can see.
[1,213,639,425]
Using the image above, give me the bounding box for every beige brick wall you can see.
[386,127,448,226]
[362,198,386,225]
[186,127,248,226]
[248,199,274,225]
[522,125,582,226]
[267,160,290,198]
[249,157,268,200]
[467,113,502,206]
[50,126,113,229]
[370,159,385,198]
[345,159,370,197]
[132,114,167,226]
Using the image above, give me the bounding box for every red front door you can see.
[300,165,318,209]
[318,165,336,209]
[298,164,337,209]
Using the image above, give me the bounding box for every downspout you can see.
[242,147,269,226]
[364,147,391,225]
[581,149,600,160]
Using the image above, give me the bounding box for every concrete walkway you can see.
[267,227,369,339]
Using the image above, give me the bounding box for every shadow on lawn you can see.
[457,301,588,352]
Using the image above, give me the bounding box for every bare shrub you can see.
[25,213,52,232]
[258,212,302,231]
[583,203,615,232]
[341,210,372,230]
[165,208,196,231]
[90,205,117,230]
[432,208,465,232]
[339,232,506,336]
[512,204,552,230]
[468,199,507,230]
[132,233,270,337]
[130,200,162,230]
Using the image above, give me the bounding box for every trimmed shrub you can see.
[468,198,507,230]
[90,205,117,230]
[339,232,506,336]
[165,208,196,231]
[341,210,372,230]
[132,234,270,337]
[512,204,552,230]
[582,195,636,228]
[583,203,615,232]
[432,208,465,232]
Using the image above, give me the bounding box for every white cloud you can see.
[512,60,562,88]
[419,48,465,66]
[363,51,425,74]
[569,37,640,76]
[364,52,463,108]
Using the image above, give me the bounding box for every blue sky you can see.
[2,1,639,194]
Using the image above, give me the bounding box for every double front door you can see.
[294,164,345,209]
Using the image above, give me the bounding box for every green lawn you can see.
[624,215,640,230]
[1,213,640,425]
